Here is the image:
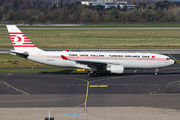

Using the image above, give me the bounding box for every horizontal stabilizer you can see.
[10,50,29,58]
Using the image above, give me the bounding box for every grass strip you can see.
[1,29,180,49]
[1,24,180,28]
[0,54,58,69]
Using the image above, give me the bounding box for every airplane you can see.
[6,25,175,76]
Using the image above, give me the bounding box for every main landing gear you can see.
[87,66,98,77]
[87,71,97,77]
[155,68,158,75]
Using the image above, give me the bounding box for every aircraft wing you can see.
[61,55,116,66]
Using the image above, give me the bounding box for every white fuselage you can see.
[27,51,175,69]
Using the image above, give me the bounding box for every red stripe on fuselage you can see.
[65,56,167,61]
[30,54,168,62]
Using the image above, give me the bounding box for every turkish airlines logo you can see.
[14,35,24,45]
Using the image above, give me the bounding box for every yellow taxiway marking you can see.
[0,81,29,95]
[90,85,98,87]
[168,53,180,64]
[90,85,108,87]
[4,73,12,78]
[98,85,108,87]
[83,81,89,114]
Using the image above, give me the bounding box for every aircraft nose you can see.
[174,60,176,64]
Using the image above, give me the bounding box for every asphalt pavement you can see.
[0,67,180,108]
[1,67,180,119]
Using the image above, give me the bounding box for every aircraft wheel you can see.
[155,68,158,76]
[92,71,97,77]
[87,71,92,76]
[87,71,97,77]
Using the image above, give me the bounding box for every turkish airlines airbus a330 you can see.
[7,25,175,76]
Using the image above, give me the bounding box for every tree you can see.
[132,9,139,22]
[172,7,180,22]
[0,0,3,5]
[155,8,164,22]
[116,5,120,11]
[130,0,137,5]
[95,5,104,11]
[0,6,3,20]
[69,9,81,22]
[79,9,92,22]
[90,10,99,22]
[13,0,18,9]
[105,8,119,22]
[51,4,57,10]
[26,1,32,9]
[109,8,119,19]
[2,14,7,24]
[164,9,174,22]
[123,5,127,12]
[88,3,93,9]
[145,3,156,10]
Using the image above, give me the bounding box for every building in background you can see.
[82,0,137,10]
[117,1,137,10]
[28,0,179,4]
[117,1,127,4]
[32,1,52,7]
[82,1,117,8]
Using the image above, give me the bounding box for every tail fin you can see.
[6,25,43,52]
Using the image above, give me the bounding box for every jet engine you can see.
[106,65,124,74]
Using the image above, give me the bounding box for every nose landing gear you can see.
[155,68,158,75]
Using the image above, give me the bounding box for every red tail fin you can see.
[7,25,43,52]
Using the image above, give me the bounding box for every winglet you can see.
[61,55,69,60]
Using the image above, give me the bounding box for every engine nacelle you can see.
[106,65,124,74]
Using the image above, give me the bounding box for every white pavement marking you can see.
[0,81,29,95]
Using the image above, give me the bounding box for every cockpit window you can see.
[166,58,171,60]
